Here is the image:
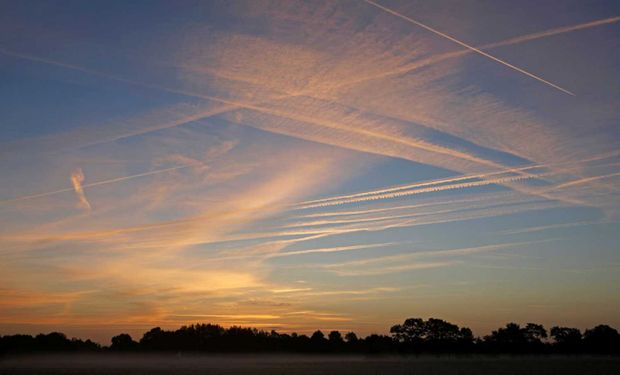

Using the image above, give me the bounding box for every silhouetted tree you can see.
[35,332,72,351]
[311,330,325,341]
[0,334,35,354]
[550,326,582,353]
[523,323,547,343]
[391,318,425,343]
[110,333,138,351]
[0,332,100,354]
[484,322,548,353]
[309,330,326,352]
[583,325,620,354]
[390,317,474,352]
[326,330,344,352]
[344,332,358,343]
[364,334,395,353]
[2,320,620,356]
[458,328,475,347]
[328,330,343,343]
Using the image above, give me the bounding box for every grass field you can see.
[1,355,620,375]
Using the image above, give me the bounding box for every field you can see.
[1,355,620,375]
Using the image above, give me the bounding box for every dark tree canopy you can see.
[328,330,343,343]
[390,318,474,352]
[110,334,138,351]
[550,326,582,351]
[583,325,620,354]
[345,332,358,342]
[1,319,619,356]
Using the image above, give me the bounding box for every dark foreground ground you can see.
[1,355,619,375]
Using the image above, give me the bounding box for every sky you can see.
[1,0,620,345]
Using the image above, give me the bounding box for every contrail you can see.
[70,168,91,210]
[284,199,541,229]
[482,15,620,49]
[553,171,620,190]
[297,173,544,209]
[4,9,608,148]
[0,42,570,183]
[1,23,610,208]
[324,242,519,268]
[498,220,604,235]
[266,242,396,258]
[0,165,190,204]
[336,15,620,89]
[364,0,576,95]
[294,193,513,218]
[4,12,615,154]
[181,198,562,252]
[295,150,620,208]
[296,165,545,208]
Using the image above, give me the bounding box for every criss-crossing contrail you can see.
[364,0,576,96]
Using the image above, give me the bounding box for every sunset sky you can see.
[1,0,620,344]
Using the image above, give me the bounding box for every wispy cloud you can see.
[70,168,91,211]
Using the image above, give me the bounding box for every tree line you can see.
[2,318,619,355]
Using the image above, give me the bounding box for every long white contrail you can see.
[0,165,190,204]
[364,0,576,95]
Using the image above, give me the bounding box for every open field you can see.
[1,355,620,375]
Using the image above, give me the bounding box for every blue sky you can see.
[1,0,619,344]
